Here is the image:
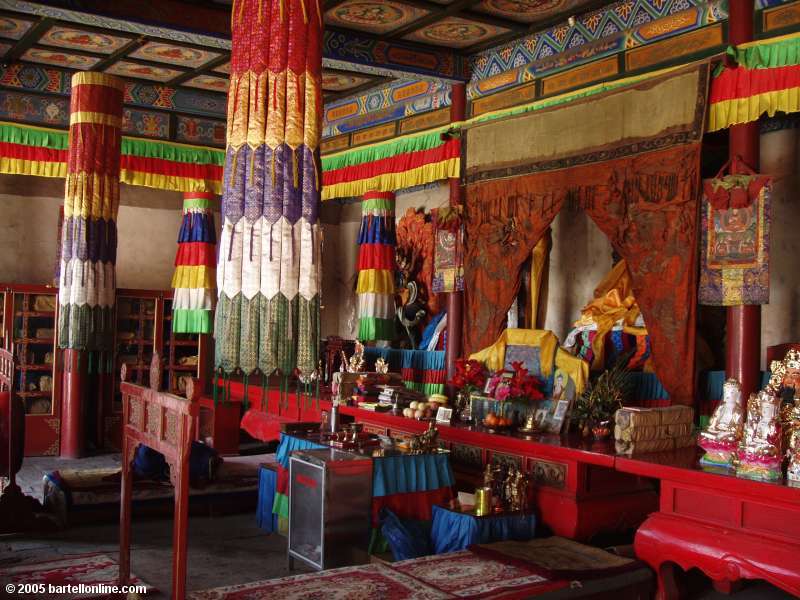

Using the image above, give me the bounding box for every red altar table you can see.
[207,382,657,542]
[617,447,800,599]
[334,404,658,543]
[213,380,323,443]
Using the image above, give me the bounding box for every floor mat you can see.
[186,562,451,600]
[0,552,152,599]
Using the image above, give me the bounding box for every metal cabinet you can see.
[288,448,373,571]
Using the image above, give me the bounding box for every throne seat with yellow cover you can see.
[469,329,589,428]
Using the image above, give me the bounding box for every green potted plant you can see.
[572,351,633,439]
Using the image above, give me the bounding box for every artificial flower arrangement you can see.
[493,362,545,403]
[449,358,488,396]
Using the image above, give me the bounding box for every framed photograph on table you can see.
[538,368,578,434]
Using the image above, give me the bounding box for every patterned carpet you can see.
[0,552,151,599]
[187,549,569,599]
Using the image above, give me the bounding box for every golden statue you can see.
[736,391,782,481]
[699,378,744,468]
[509,469,530,512]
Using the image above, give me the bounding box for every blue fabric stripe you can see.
[275,433,325,469]
[430,505,536,553]
[277,433,454,498]
[256,466,278,532]
[363,348,445,372]
[357,216,396,245]
[177,212,216,244]
[372,453,454,497]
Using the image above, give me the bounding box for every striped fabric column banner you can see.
[357,191,396,341]
[215,0,323,377]
[58,72,124,351]
[172,192,217,333]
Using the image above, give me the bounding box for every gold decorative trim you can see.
[472,82,536,117]
[399,108,451,135]
[764,3,800,31]
[351,123,397,147]
[542,57,619,97]
[531,459,566,489]
[625,24,723,71]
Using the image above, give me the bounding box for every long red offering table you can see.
[215,382,657,542]
[617,447,800,599]
[336,404,659,543]
[205,383,800,598]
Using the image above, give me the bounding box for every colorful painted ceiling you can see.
[0,0,797,149]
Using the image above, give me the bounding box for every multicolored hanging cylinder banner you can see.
[215,0,323,378]
[709,31,800,131]
[0,121,224,193]
[357,191,396,342]
[172,191,217,333]
[58,72,124,351]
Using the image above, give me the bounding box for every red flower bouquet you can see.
[449,358,487,395]
[505,361,544,402]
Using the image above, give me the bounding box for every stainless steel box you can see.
[288,448,373,571]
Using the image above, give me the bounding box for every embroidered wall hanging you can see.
[57,72,124,351]
[214,0,323,377]
[699,172,771,306]
[357,191,396,342]
[172,192,217,333]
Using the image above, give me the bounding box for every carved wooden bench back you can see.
[119,352,199,600]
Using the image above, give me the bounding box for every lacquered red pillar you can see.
[445,83,466,380]
[726,0,761,400]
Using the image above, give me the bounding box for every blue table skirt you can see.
[256,466,278,533]
[372,453,454,497]
[430,504,536,554]
[275,433,325,469]
[278,434,454,498]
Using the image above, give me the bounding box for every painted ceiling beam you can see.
[3,0,469,81]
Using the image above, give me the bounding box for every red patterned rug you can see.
[187,563,451,599]
[392,551,568,598]
[0,552,151,599]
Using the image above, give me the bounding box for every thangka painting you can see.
[699,182,770,306]
[431,207,464,293]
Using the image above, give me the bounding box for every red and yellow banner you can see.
[0,118,460,201]
[0,121,224,193]
[321,127,460,201]
[709,32,800,131]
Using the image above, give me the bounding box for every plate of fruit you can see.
[482,411,514,432]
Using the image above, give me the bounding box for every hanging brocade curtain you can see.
[58,73,124,351]
[215,0,323,377]
[463,64,709,405]
[172,192,217,333]
[357,191,395,342]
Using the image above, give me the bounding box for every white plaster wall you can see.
[541,209,614,341]
[760,127,800,366]
[0,175,186,290]
[0,193,61,285]
[323,182,450,339]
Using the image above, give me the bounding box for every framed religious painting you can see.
[699,179,770,305]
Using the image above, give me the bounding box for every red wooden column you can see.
[445,83,466,380]
[726,0,761,400]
